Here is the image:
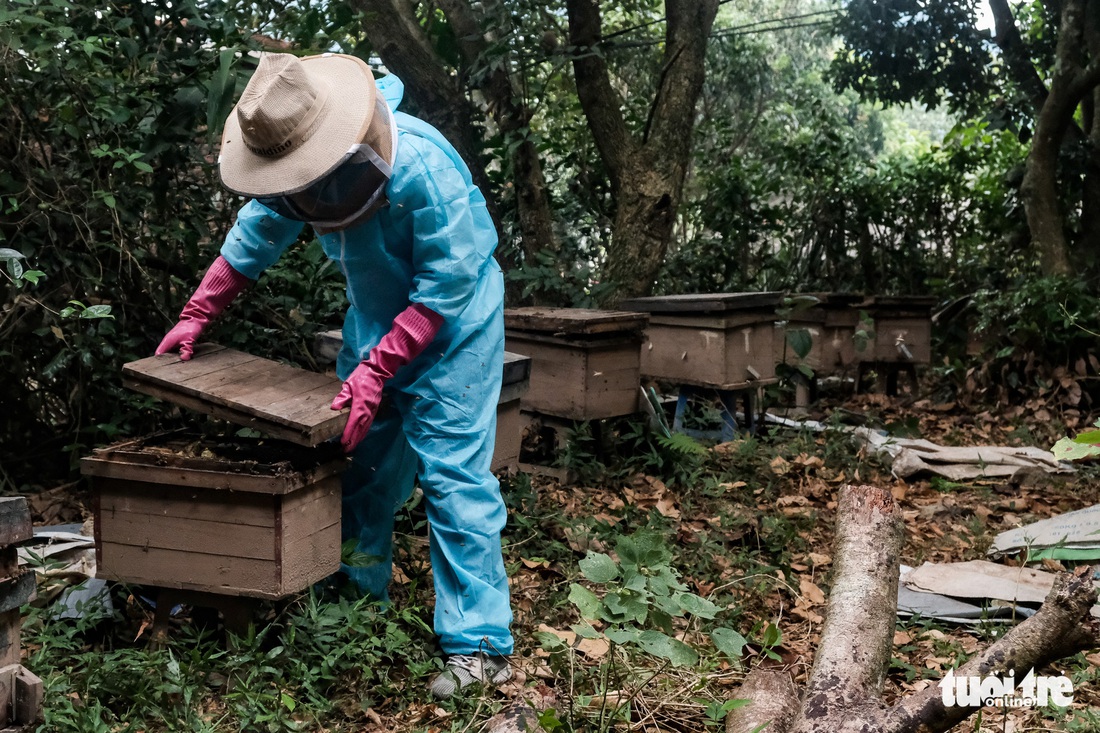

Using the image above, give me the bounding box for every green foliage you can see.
[829,0,994,116]
[538,529,749,732]
[0,1,353,489]
[25,587,435,732]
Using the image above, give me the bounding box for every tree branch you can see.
[565,0,633,191]
[881,566,1099,733]
[988,0,1053,114]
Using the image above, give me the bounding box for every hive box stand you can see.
[0,498,42,728]
[855,296,937,395]
[619,293,782,440]
[312,330,532,474]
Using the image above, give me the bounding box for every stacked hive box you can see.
[85,433,344,599]
[855,296,937,394]
[619,292,783,438]
[503,308,648,421]
[620,292,783,389]
[84,345,350,627]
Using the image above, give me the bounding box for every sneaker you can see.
[428,653,513,699]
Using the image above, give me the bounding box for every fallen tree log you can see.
[726,484,1100,733]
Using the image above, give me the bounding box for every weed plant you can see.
[24,584,441,732]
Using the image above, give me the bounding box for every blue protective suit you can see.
[219,74,513,656]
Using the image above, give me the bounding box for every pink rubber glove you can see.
[331,303,444,452]
[155,256,252,360]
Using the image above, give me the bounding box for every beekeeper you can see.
[155,52,513,699]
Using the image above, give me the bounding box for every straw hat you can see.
[219,52,393,197]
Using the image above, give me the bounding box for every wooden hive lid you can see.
[503,307,648,336]
[122,344,348,447]
[618,291,784,315]
[861,295,938,315]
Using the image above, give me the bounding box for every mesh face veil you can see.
[256,96,397,230]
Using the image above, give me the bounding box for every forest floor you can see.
[19,375,1100,733]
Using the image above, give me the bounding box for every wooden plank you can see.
[645,312,776,330]
[122,346,348,447]
[14,665,42,725]
[0,498,32,547]
[97,511,278,561]
[279,478,341,546]
[279,521,341,594]
[267,382,344,422]
[98,543,281,598]
[502,352,532,386]
[81,435,347,494]
[620,291,783,314]
[97,480,277,527]
[504,307,648,335]
[492,400,522,472]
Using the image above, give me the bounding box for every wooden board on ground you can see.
[504,307,648,336]
[122,344,347,447]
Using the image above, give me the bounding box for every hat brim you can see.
[219,54,377,198]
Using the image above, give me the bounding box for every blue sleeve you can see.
[391,137,485,320]
[219,199,305,280]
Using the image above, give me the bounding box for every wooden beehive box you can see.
[123,344,348,447]
[859,296,937,364]
[504,308,647,421]
[83,433,345,599]
[813,293,866,374]
[493,353,532,473]
[619,292,783,389]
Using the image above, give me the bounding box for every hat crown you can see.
[237,54,328,158]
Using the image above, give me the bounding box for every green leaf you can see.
[711,627,749,661]
[674,592,720,619]
[79,304,114,319]
[20,270,44,284]
[1052,436,1100,462]
[762,622,783,648]
[579,552,619,584]
[636,630,698,667]
[568,583,603,620]
[0,248,25,261]
[534,631,568,652]
[570,622,601,640]
[603,590,648,624]
[1071,429,1100,444]
[603,627,641,645]
[786,328,813,359]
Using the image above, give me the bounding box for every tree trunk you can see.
[435,0,560,297]
[566,0,720,305]
[724,484,1100,733]
[350,1,492,207]
[1079,2,1100,264]
[1012,0,1100,276]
